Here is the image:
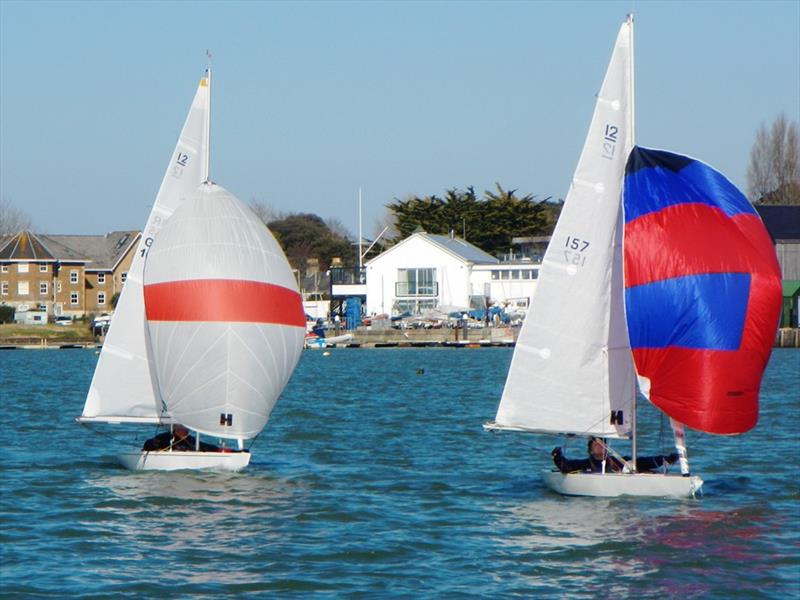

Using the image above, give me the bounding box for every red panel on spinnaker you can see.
[622,147,782,434]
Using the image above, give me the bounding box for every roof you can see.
[755,205,800,242]
[367,231,498,266]
[783,280,800,298]
[421,233,499,264]
[0,231,57,261]
[0,230,139,270]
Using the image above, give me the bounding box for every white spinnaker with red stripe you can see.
[143,182,305,440]
[81,72,210,423]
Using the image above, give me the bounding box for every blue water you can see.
[1,347,798,598]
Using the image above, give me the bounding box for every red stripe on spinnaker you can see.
[144,279,306,327]
[624,205,779,288]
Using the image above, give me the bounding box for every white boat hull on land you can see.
[117,450,251,472]
[541,469,703,498]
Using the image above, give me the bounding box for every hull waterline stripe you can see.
[144,279,305,327]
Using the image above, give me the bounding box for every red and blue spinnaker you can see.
[622,147,782,435]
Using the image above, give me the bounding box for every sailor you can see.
[551,437,678,474]
[142,424,220,452]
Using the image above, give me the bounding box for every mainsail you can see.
[492,19,636,438]
[81,72,210,423]
[622,147,783,434]
[142,183,306,440]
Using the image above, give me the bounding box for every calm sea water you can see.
[1,347,798,598]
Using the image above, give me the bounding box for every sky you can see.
[1,0,798,240]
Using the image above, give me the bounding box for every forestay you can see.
[492,20,635,438]
[142,183,306,440]
[81,72,210,423]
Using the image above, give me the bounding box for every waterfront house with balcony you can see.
[362,230,540,317]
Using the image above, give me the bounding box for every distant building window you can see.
[121,272,127,284]
[70,270,79,284]
[500,271,510,280]
[70,292,79,305]
[0,265,8,273]
[18,281,30,295]
[40,282,48,295]
[491,270,499,280]
[97,273,106,285]
[39,264,48,273]
[57,281,62,293]
[396,268,437,297]
[97,292,106,305]
[1,281,7,295]
[18,263,29,273]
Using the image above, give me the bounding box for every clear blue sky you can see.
[1,0,798,239]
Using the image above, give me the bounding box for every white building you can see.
[363,231,539,316]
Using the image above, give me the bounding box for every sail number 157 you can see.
[564,236,590,267]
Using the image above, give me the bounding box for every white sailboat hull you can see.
[117,450,251,472]
[541,469,703,498]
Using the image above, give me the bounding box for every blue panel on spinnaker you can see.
[624,147,757,223]
[625,272,751,350]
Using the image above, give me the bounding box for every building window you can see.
[18,263,29,273]
[98,292,106,305]
[70,292,79,305]
[500,271,510,280]
[0,265,8,273]
[97,273,106,285]
[18,281,30,295]
[70,270,79,284]
[57,281,62,293]
[39,264,48,272]
[1,281,7,295]
[121,272,127,284]
[40,282,48,295]
[396,268,437,297]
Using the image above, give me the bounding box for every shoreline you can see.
[2,326,798,350]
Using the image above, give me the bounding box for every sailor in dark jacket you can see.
[142,424,220,452]
[551,436,679,474]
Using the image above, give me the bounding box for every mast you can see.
[203,51,212,182]
[358,187,363,271]
[627,13,638,470]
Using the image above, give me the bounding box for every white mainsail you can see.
[491,19,635,438]
[80,72,211,423]
[142,183,306,440]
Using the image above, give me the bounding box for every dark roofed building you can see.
[755,204,800,327]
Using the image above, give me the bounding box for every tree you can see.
[267,213,354,276]
[386,184,557,256]
[0,197,32,235]
[747,113,800,204]
[248,198,280,224]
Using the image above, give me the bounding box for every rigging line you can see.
[78,421,148,446]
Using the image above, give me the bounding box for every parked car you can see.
[54,316,73,326]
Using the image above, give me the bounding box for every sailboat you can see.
[484,15,782,497]
[77,69,306,471]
